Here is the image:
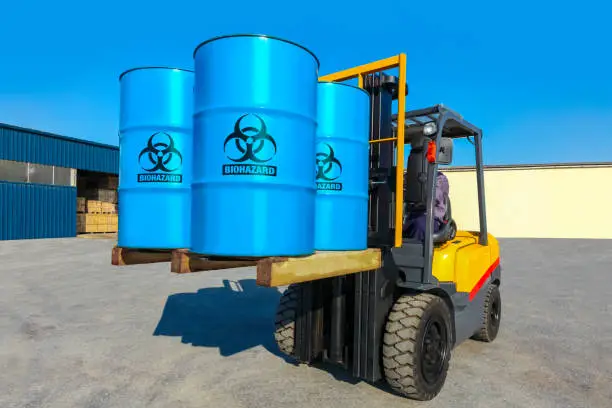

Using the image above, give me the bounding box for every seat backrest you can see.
[404,136,429,212]
[403,137,457,244]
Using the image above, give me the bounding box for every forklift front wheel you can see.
[274,284,299,357]
[382,293,452,401]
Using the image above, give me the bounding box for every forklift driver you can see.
[403,171,449,241]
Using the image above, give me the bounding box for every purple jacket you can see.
[433,172,449,222]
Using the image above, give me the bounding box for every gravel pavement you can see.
[1,237,611,408]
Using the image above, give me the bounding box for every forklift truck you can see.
[273,57,502,401]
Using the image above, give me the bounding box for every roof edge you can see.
[438,162,612,172]
[0,122,118,151]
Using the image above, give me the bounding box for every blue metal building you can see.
[0,123,119,240]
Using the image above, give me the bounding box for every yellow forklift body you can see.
[432,231,500,296]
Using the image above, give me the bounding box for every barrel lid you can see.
[318,80,370,96]
[193,34,320,69]
[118,67,194,81]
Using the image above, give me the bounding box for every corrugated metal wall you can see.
[0,124,118,174]
[0,181,76,240]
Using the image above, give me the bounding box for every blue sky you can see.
[1,0,610,166]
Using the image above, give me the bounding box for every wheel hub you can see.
[490,299,500,328]
[421,317,449,385]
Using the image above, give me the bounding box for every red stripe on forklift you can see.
[468,257,500,301]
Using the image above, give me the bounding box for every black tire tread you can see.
[471,284,500,342]
[274,284,299,356]
[382,292,451,401]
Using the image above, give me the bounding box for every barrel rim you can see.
[119,66,194,81]
[192,34,320,68]
[318,80,370,96]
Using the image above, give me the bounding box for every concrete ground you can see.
[0,238,611,408]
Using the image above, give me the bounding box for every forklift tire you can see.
[382,293,452,401]
[471,283,501,342]
[274,284,299,357]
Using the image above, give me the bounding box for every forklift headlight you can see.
[423,122,437,136]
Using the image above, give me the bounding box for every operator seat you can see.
[403,136,457,244]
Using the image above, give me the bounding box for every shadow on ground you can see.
[153,278,404,396]
[308,360,407,397]
[153,278,290,358]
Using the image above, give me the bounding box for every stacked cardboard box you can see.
[98,175,119,190]
[86,199,102,214]
[101,202,117,213]
[77,213,119,233]
[83,200,118,214]
[77,174,119,234]
[85,188,118,204]
[77,197,87,213]
[77,199,119,233]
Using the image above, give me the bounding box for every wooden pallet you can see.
[78,233,117,240]
[113,246,382,288]
[111,246,177,266]
[171,248,382,287]
[170,249,258,274]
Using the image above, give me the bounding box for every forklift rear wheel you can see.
[274,284,299,357]
[471,283,501,342]
[382,293,452,401]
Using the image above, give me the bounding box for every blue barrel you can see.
[315,82,370,250]
[118,67,194,249]
[192,34,319,257]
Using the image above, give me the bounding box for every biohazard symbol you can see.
[223,114,277,163]
[316,143,342,181]
[138,132,183,173]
